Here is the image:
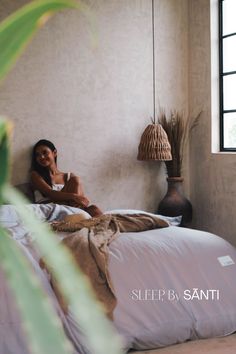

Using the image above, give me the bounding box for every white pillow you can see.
[26,204,91,223]
[104,209,182,226]
[0,204,21,228]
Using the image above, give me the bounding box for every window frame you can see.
[219,0,236,151]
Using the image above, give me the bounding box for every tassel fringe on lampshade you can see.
[137,123,172,161]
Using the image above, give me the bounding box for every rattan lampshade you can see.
[137,123,172,161]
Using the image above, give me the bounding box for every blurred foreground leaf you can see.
[3,185,122,354]
[0,119,11,197]
[0,0,82,81]
[0,225,74,354]
[0,1,119,353]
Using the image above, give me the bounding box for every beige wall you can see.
[0,0,189,212]
[189,0,236,246]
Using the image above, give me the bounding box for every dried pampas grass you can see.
[158,110,201,177]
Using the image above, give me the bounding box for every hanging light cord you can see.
[152,0,156,124]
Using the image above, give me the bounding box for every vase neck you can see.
[167,177,183,183]
[166,177,184,194]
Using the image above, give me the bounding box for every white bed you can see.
[1,204,236,354]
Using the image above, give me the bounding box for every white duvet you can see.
[1,204,236,353]
[109,226,236,350]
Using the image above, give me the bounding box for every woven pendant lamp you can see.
[137,123,172,161]
[137,0,172,162]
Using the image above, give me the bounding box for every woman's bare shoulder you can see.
[30,170,40,180]
[30,170,46,186]
[31,170,39,177]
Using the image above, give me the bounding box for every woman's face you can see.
[35,145,57,167]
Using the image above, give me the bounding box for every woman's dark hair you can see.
[31,139,57,186]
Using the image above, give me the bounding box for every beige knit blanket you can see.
[45,214,168,318]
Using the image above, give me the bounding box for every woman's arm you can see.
[30,171,87,206]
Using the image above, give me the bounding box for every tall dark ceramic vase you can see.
[158,177,192,226]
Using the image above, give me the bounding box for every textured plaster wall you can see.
[0,0,188,212]
[189,0,236,246]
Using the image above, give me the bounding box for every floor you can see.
[131,333,236,354]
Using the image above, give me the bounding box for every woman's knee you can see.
[67,175,81,189]
[63,175,82,193]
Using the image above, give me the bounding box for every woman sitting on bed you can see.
[30,139,102,217]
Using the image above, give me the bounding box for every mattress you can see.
[1,204,236,353]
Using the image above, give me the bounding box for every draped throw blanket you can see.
[42,214,168,319]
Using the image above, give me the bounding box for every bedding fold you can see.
[48,213,168,318]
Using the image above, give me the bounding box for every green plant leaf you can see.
[0,119,11,196]
[0,225,74,354]
[0,0,114,352]
[0,0,83,82]
[3,185,122,354]
[0,118,7,141]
